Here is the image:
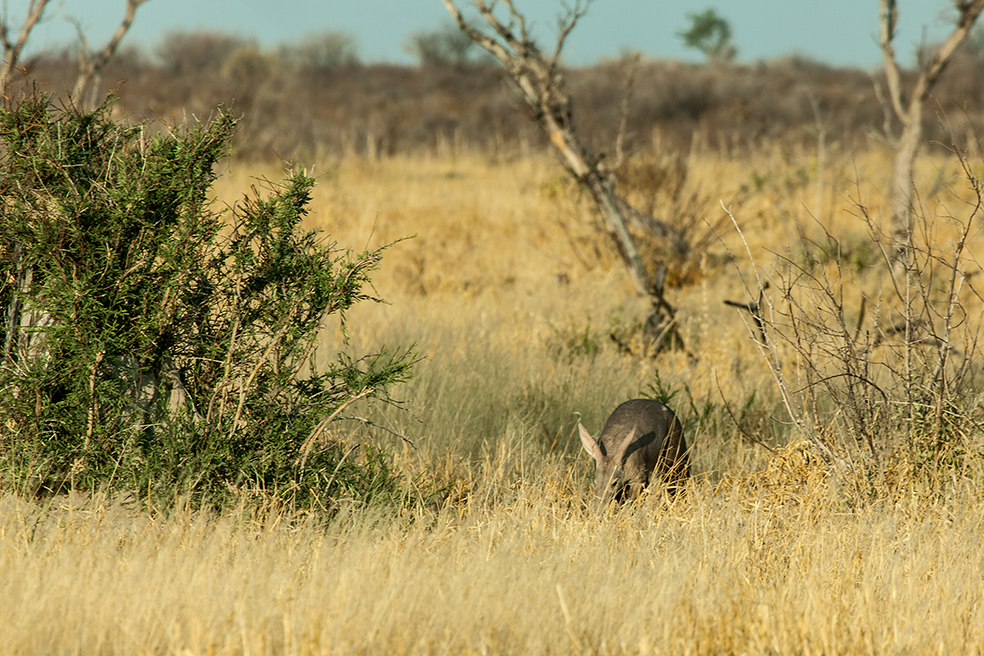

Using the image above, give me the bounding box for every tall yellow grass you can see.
[3,476,983,654]
[5,145,984,653]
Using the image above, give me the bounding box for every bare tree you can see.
[0,0,50,96]
[69,0,149,109]
[441,0,689,303]
[879,0,984,253]
[1,0,147,105]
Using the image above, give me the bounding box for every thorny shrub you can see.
[0,93,419,510]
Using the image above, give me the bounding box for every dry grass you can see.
[5,144,984,653]
[3,471,983,654]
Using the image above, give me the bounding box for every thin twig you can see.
[297,387,375,472]
[720,200,835,464]
[713,370,776,454]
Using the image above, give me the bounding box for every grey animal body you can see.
[579,399,689,506]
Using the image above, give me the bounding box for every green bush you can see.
[0,94,417,509]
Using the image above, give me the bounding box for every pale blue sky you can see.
[12,0,965,68]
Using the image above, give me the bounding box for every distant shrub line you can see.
[13,41,984,161]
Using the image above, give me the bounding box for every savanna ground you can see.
[4,138,984,653]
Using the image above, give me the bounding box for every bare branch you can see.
[297,387,375,472]
[500,0,529,44]
[908,0,984,111]
[442,0,519,67]
[72,0,149,108]
[550,0,591,69]
[0,0,51,96]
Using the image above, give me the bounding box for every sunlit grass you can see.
[3,472,983,654]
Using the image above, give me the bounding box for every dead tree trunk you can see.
[878,0,984,254]
[442,0,689,299]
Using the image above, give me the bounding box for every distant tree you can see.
[962,23,984,61]
[279,30,360,70]
[220,42,275,84]
[156,30,254,77]
[405,21,480,66]
[678,8,736,62]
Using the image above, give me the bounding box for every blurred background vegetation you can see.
[8,25,984,161]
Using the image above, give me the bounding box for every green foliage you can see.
[644,369,682,408]
[678,8,737,63]
[800,232,879,275]
[0,94,417,509]
[549,319,603,363]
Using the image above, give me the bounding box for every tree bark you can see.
[879,0,984,252]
